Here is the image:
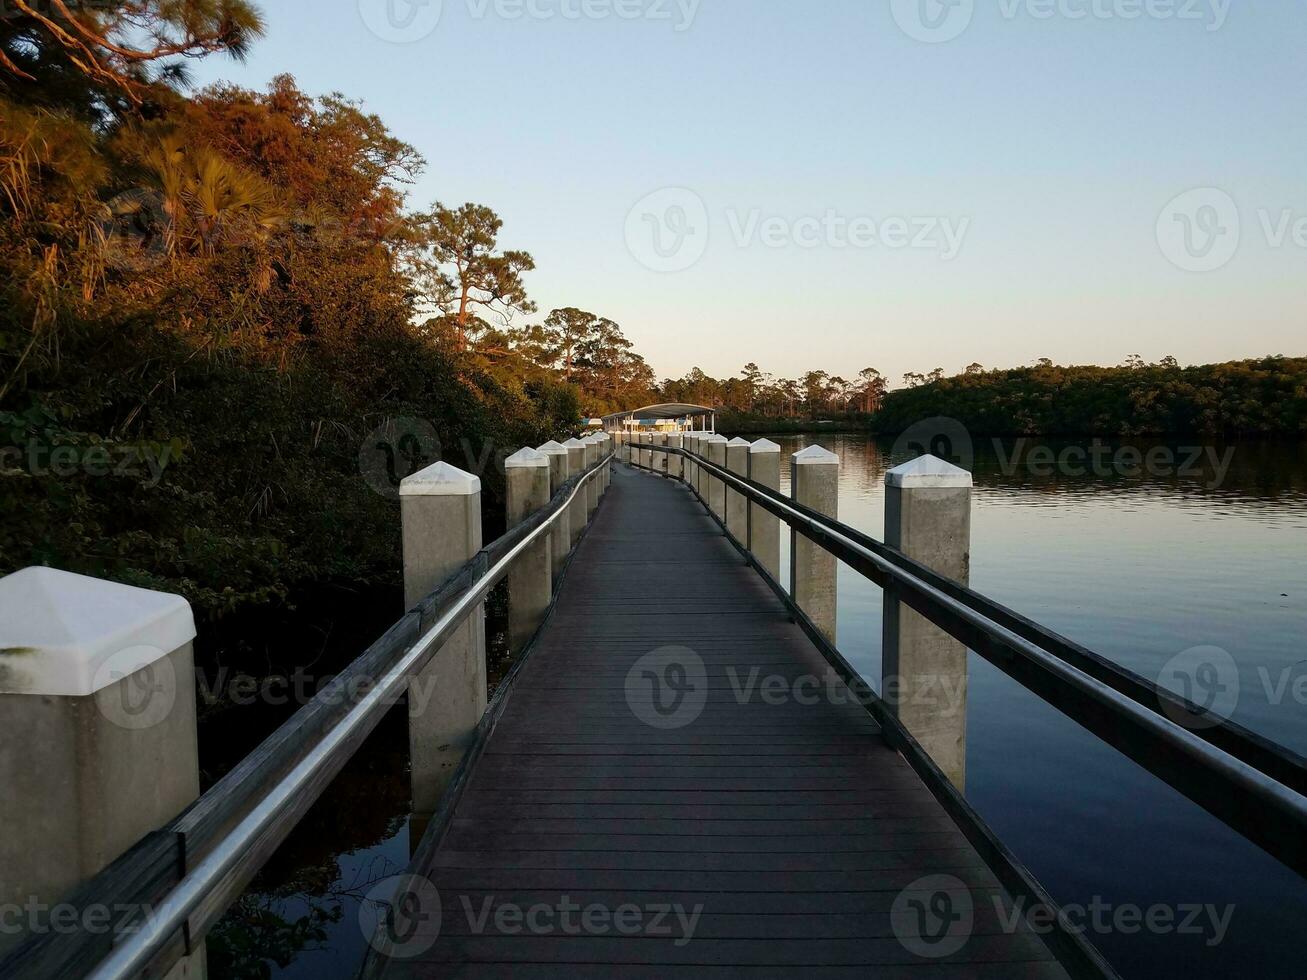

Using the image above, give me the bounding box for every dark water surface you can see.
[218,436,1307,979]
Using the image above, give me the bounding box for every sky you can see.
[190,0,1307,387]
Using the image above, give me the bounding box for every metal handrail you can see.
[72,454,612,980]
[642,442,1307,878]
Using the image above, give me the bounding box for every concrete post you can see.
[725,437,750,544]
[652,432,667,476]
[693,433,709,501]
[791,445,840,643]
[538,441,569,581]
[882,455,972,790]
[583,436,600,518]
[563,439,587,546]
[636,432,649,471]
[598,434,611,491]
[748,439,782,580]
[505,448,553,653]
[667,432,684,481]
[683,432,697,486]
[705,434,728,521]
[400,461,485,816]
[0,568,201,967]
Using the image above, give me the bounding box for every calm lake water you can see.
[221,434,1307,979]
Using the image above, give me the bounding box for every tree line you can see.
[666,356,1307,437]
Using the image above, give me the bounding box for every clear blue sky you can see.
[191,0,1306,386]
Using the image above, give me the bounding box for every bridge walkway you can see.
[386,464,1067,979]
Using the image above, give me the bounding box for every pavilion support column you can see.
[748,439,782,581]
[0,568,202,973]
[401,461,486,820]
[537,441,570,581]
[882,455,972,790]
[725,437,750,544]
[505,448,553,653]
[790,445,839,644]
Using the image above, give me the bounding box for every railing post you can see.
[563,438,587,546]
[582,436,601,519]
[0,568,201,968]
[599,434,611,491]
[725,437,750,543]
[705,434,728,521]
[505,448,553,652]
[400,461,486,816]
[652,431,667,476]
[694,433,709,501]
[882,454,971,790]
[537,440,570,581]
[684,432,698,487]
[790,445,840,643]
[638,432,651,471]
[667,432,684,482]
[748,438,781,579]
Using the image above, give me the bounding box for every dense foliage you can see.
[0,5,650,646]
[871,357,1307,437]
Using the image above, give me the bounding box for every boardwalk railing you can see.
[0,443,614,980]
[631,435,1307,882]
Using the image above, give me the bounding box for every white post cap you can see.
[705,434,728,444]
[400,460,481,496]
[750,438,781,454]
[0,567,195,696]
[505,447,549,469]
[886,454,972,488]
[727,437,752,448]
[537,440,568,456]
[563,438,586,449]
[793,445,840,465]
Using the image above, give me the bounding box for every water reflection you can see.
[772,433,1307,980]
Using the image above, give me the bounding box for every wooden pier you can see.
[381,465,1065,978]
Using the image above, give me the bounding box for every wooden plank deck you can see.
[385,463,1069,979]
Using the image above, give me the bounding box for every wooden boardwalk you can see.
[387,464,1069,979]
